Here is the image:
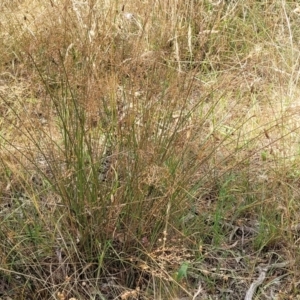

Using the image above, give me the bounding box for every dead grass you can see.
[1,0,300,299]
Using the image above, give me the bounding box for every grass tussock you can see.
[1,0,300,299]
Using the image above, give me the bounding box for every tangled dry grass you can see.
[1,0,300,299]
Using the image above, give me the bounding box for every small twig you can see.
[192,281,203,300]
[244,261,290,300]
[244,267,267,300]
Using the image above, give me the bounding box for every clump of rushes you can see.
[1,0,300,299]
